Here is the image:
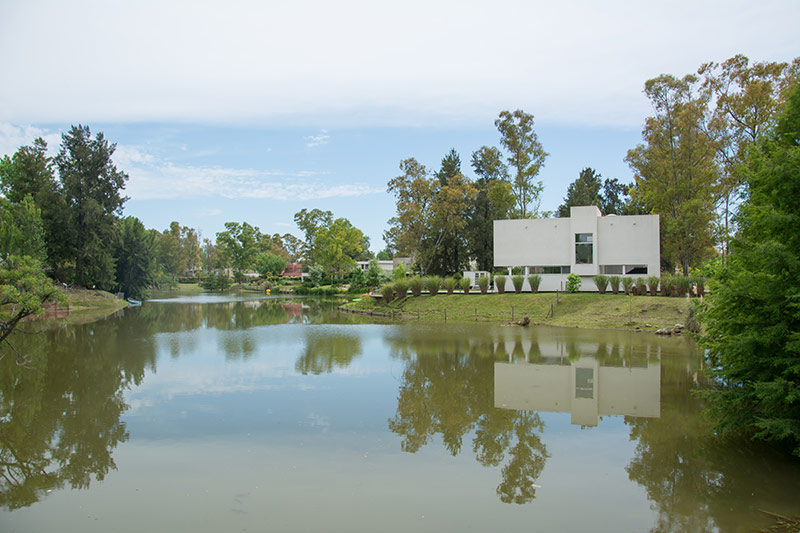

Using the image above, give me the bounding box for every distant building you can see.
[356,260,394,274]
[282,263,303,278]
[493,206,660,292]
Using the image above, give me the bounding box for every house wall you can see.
[493,206,659,292]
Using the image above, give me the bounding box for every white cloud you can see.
[1,1,797,128]
[0,123,60,157]
[197,207,224,216]
[304,130,329,148]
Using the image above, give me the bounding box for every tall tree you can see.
[626,74,718,274]
[700,83,800,457]
[699,54,799,263]
[0,138,72,277]
[495,109,548,218]
[55,125,128,288]
[216,222,261,283]
[385,158,435,263]
[113,217,157,300]
[557,168,603,217]
[0,195,46,262]
[469,146,514,270]
[293,208,333,265]
[314,217,365,280]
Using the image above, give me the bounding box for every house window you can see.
[530,266,571,274]
[601,265,623,275]
[575,233,593,264]
[625,265,648,275]
[575,368,594,399]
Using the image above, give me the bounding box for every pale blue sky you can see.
[1,0,798,251]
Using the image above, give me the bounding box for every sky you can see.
[1,0,798,252]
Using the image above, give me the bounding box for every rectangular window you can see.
[601,265,623,275]
[529,266,570,274]
[625,265,648,275]
[575,368,594,399]
[575,233,593,264]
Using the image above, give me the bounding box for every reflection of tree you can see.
[295,331,362,375]
[0,316,154,509]
[625,351,800,532]
[386,328,549,504]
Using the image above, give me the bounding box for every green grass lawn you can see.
[341,291,693,330]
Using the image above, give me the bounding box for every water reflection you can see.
[0,317,155,510]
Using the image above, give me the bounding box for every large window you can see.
[575,233,593,264]
[625,265,648,275]
[530,266,571,274]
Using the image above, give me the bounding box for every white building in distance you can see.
[493,206,660,292]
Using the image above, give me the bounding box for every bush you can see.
[495,275,507,294]
[200,272,231,291]
[527,274,541,293]
[443,276,458,295]
[660,273,674,297]
[691,272,705,297]
[621,276,634,295]
[459,277,471,294]
[308,265,326,286]
[392,263,407,281]
[634,277,647,295]
[394,280,408,299]
[477,275,489,294]
[408,275,423,297]
[512,275,525,293]
[647,275,660,296]
[380,283,394,304]
[675,275,690,297]
[609,275,621,294]
[511,266,522,275]
[566,272,581,293]
[425,276,441,295]
[593,275,609,294]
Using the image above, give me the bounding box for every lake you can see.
[1,293,799,532]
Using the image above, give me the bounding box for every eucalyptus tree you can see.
[495,109,548,218]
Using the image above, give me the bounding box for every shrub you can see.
[443,276,458,294]
[609,275,621,294]
[460,277,471,294]
[394,280,408,299]
[380,283,394,304]
[425,276,441,295]
[660,273,674,297]
[392,263,406,281]
[647,275,660,296]
[566,272,581,293]
[527,274,542,293]
[511,266,522,275]
[675,275,690,297]
[512,275,525,293]
[621,276,634,295]
[408,275,423,297]
[634,277,647,295]
[593,274,609,294]
[495,275,507,294]
[477,275,489,294]
[691,272,705,297]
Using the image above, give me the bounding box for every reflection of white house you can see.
[494,357,661,427]
[493,206,660,292]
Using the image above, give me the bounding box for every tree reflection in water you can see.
[0,315,155,510]
[386,327,549,505]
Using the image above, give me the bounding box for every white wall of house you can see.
[494,206,660,292]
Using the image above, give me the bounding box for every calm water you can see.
[1,293,799,532]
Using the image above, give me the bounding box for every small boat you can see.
[126,298,142,306]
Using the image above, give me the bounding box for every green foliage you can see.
[495,275,507,294]
[308,265,326,286]
[459,276,471,294]
[443,276,458,294]
[495,109,548,218]
[200,272,231,291]
[216,221,262,283]
[608,275,621,294]
[592,275,609,294]
[511,275,525,293]
[293,208,333,265]
[566,273,581,293]
[349,266,366,288]
[646,275,660,296]
[113,217,157,301]
[425,276,441,296]
[365,258,388,287]
[314,217,365,279]
[380,283,394,304]
[376,249,391,260]
[0,255,62,344]
[674,275,690,297]
[621,276,634,295]
[408,275,423,297]
[0,195,46,262]
[477,275,490,294]
[634,277,647,295]
[392,263,406,281]
[557,168,636,217]
[660,273,675,296]
[700,84,800,456]
[56,125,128,289]
[468,146,514,271]
[690,272,705,296]
[394,280,408,299]
[254,252,287,279]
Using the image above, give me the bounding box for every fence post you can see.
[512,306,515,321]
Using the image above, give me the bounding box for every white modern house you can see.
[493,206,660,292]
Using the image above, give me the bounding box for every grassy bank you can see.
[341,292,693,331]
[64,288,129,312]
